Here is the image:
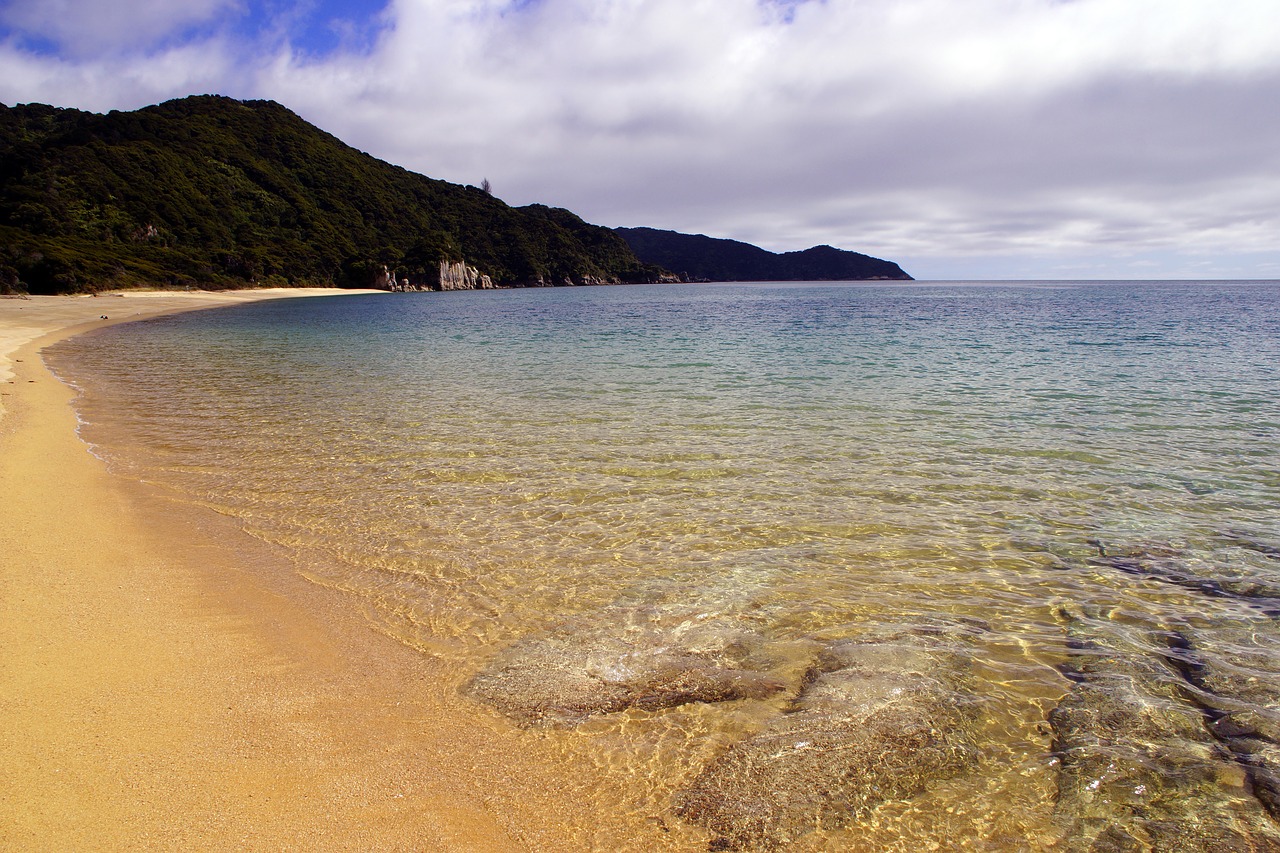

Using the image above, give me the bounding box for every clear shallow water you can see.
[50,281,1280,849]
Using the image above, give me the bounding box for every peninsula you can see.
[616,226,912,282]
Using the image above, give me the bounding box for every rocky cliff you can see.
[438,260,494,291]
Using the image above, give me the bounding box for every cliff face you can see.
[0,96,663,293]
[370,261,495,291]
[438,260,494,291]
[369,260,633,292]
[615,227,912,282]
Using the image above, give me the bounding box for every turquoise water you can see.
[50,282,1280,849]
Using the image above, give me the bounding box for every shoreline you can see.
[0,289,659,850]
[0,289,385,417]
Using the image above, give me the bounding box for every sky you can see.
[1,0,1278,280]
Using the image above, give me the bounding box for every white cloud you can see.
[0,38,245,111]
[2,0,1280,278]
[0,0,239,56]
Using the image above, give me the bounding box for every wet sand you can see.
[0,290,607,851]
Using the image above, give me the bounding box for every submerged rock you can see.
[1220,529,1280,561]
[1164,623,1280,821]
[675,624,979,850]
[464,606,788,725]
[1086,540,1280,615]
[1049,605,1280,851]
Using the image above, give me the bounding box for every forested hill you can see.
[615,227,912,282]
[0,95,663,294]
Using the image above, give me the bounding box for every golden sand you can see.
[0,291,576,851]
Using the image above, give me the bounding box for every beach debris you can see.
[1048,604,1280,850]
[1086,539,1280,615]
[674,622,980,850]
[463,605,789,725]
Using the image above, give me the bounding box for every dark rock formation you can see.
[463,606,789,726]
[675,624,979,850]
[1086,540,1280,616]
[1220,530,1280,561]
[1049,605,1280,851]
[1163,624,1280,821]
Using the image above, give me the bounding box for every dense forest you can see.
[0,96,663,294]
[616,227,912,282]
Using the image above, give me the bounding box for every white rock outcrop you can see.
[439,260,494,291]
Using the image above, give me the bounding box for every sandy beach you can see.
[0,290,578,851]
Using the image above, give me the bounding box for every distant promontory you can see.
[615,227,912,282]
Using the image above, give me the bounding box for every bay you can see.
[49,281,1280,849]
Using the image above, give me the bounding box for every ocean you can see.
[49,281,1280,849]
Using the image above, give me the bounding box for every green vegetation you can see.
[615,227,912,282]
[0,96,662,294]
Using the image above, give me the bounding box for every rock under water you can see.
[1049,604,1280,851]
[1084,540,1280,616]
[1164,622,1280,822]
[463,605,789,725]
[1220,530,1280,561]
[675,624,980,850]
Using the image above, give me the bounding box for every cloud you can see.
[0,0,238,57]
[2,0,1280,278]
[0,35,250,111]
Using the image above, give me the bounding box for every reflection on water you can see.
[49,281,1280,849]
